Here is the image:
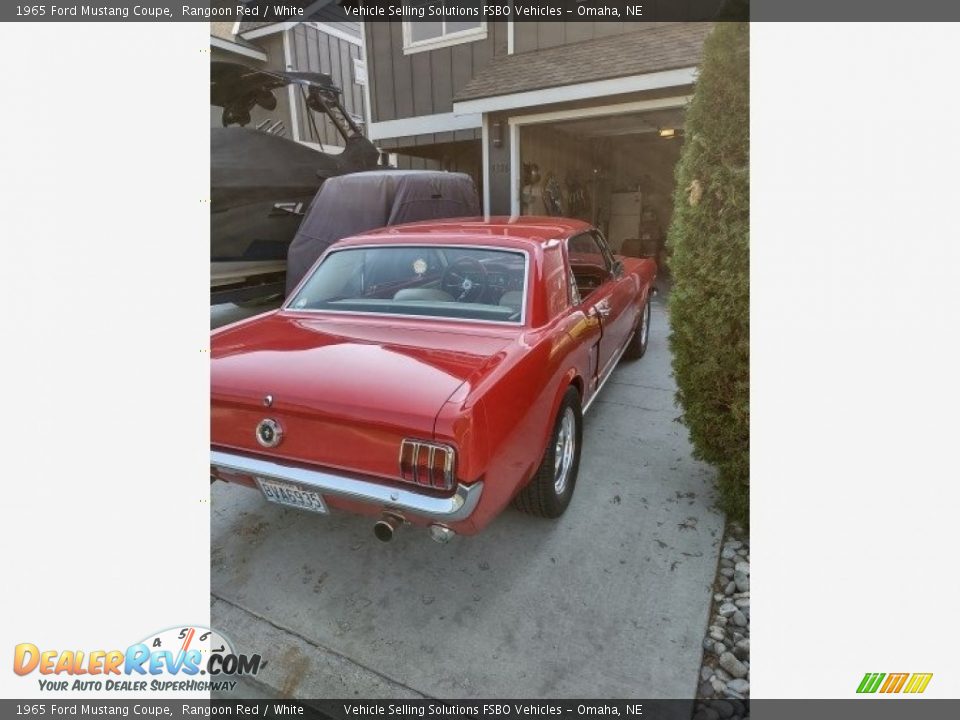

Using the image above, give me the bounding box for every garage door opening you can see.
[515,103,686,271]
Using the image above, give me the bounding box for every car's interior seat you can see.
[498,290,523,309]
[393,288,455,302]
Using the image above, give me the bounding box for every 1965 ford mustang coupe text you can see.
[210,217,656,542]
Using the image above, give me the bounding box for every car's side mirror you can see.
[612,260,625,277]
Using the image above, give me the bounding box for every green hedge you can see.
[667,22,750,524]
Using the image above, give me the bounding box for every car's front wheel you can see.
[514,386,583,519]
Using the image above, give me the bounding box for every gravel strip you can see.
[694,522,749,720]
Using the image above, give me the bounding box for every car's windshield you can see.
[287,245,528,324]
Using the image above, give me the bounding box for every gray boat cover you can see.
[285,170,481,294]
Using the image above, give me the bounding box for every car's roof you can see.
[341,216,593,247]
[328,169,473,182]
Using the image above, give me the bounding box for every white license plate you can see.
[255,478,328,514]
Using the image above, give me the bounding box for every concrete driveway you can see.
[210,294,724,699]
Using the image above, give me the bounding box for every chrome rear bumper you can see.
[210,449,483,523]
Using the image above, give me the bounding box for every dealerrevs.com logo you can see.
[857,672,933,694]
[13,626,262,693]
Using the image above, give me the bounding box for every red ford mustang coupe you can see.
[210,217,656,542]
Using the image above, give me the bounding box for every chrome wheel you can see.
[640,302,650,347]
[513,387,582,519]
[553,407,576,495]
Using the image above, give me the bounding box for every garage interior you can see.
[518,106,686,270]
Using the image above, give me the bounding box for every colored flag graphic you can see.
[857,672,933,694]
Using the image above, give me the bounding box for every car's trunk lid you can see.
[211,313,512,482]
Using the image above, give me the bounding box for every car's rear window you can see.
[286,245,528,324]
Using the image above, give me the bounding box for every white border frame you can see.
[402,21,487,55]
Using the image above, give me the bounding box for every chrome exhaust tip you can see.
[374,513,404,542]
[428,524,456,544]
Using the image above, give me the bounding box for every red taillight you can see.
[399,440,456,491]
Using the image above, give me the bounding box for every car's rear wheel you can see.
[624,299,652,360]
[514,387,583,519]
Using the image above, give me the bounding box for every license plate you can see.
[255,478,328,514]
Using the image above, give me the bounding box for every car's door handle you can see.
[593,301,612,318]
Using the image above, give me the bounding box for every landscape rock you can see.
[728,678,750,694]
[699,528,749,702]
[719,652,748,679]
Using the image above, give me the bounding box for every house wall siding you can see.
[287,23,366,148]
[365,21,507,123]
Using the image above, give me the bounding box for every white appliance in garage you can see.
[607,191,642,253]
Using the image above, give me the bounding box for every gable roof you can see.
[455,23,710,103]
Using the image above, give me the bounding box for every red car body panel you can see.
[210,216,656,536]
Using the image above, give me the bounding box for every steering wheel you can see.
[441,257,488,302]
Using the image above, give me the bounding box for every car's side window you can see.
[590,230,617,271]
[567,232,613,301]
[568,233,610,274]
